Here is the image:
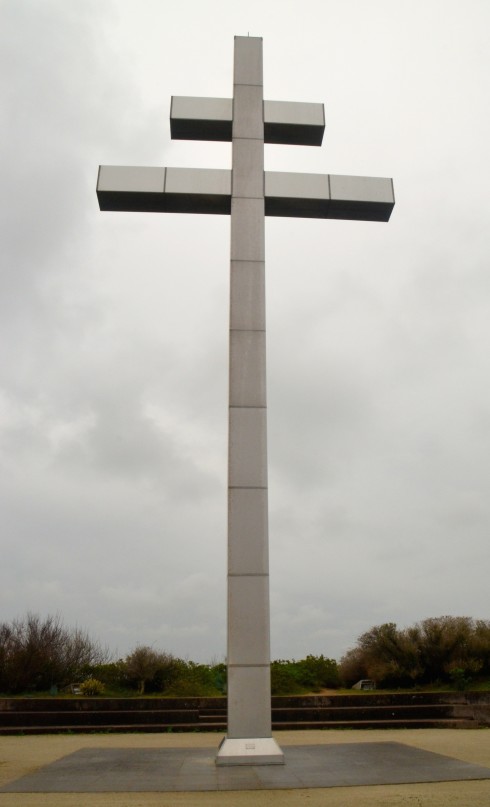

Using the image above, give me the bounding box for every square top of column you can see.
[234,36,263,86]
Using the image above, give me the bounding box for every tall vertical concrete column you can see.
[216,36,284,766]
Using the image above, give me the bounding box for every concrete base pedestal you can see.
[215,737,284,766]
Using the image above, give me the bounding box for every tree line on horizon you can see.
[1,613,489,696]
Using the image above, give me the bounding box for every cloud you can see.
[1,0,490,665]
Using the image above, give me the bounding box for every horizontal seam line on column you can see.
[228,573,268,577]
[230,259,264,264]
[230,328,266,332]
[228,664,270,668]
[229,486,267,490]
[229,405,266,409]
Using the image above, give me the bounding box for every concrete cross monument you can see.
[97,36,394,766]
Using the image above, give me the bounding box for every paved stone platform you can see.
[2,742,490,793]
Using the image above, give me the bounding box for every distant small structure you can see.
[352,679,376,690]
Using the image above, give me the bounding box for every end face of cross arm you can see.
[97,166,394,222]
[170,96,325,146]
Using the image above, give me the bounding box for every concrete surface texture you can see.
[224,36,273,759]
[1,729,490,807]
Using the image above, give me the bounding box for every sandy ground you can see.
[1,729,490,807]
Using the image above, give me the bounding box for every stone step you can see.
[271,718,476,730]
[272,705,458,721]
[198,714,227,723]
[0,717,476,736]
[1,693,488,735]
[0,698,226,713]
[4,707,460,729]
[0,722,224,736]
[0,710,200,727]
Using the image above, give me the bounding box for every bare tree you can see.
[0,613,111,693]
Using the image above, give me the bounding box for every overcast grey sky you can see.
[2,0,490,664]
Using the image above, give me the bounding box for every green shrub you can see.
[271,661,307,695]
[449,667,472,691]
[270,657,340,695]
[210,662,227,694]
[295,655,340,690]
[164,661,223,697]
[80,661,127,689]
[80,678,105,696]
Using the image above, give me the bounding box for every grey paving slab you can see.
[2,742,490,793]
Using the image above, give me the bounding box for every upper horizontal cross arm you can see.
[170,96,325,146]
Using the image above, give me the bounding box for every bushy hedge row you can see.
[340,616,490,688]
[271,655,340,694]
[85,649,227,696]
[86,652,339,696]
[0,614,340,696]
[8,612,488,695]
